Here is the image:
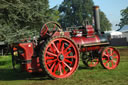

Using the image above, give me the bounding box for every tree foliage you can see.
[58,0,112,31]
[0,0,59,43]
[119,7,128,28]
[59,0,94,28]
[100,11,112,31]
[0,0,112,44]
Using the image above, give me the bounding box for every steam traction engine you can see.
[11,6,120,79]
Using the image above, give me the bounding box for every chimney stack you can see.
[93,6,101,34]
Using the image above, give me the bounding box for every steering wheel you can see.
[40,21,62,37]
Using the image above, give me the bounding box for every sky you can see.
[49,0,128,30]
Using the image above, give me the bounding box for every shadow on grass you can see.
[0,68,51,81]
[0,66,102,81]
[78,65,102,70]
[78,66,92,70]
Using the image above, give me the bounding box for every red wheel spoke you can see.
[65,56,76,59]
[102,57,107,60]
[46,56,55,60]
[112,60,117,64]
[64,44,71,53]
[107,63,110,67]
[53,24,56,31]
[46,59,57,64]
[63,62,72,71]
[103,53,109,57]
[46,51,57,57]
[110,48,113,56]
[42,36,79,79]
[93,62,96,64]
[113,56,118,59]
[59,63,63,75]
[44,24,48,32]
[112,51,117,56]
[58,40,62,51]
[49,62,56,72]
[61,43,65,52]
[62,62,66,74]
[41,24,48,33]
[104,60,109,65]
[64,59,72,64]
[106,50,110,55]
[89,62,93,66]
[110,60,114,67]
[50,45,55,53]
[45,24,48,29]
[65,50,72,56]
[95,59,99,62]
[83,58,99,67]
[90,59,99,67]
[41,29,44,33]
[53,62,59,73]
[100,47,120,69]
[52,42,59,53]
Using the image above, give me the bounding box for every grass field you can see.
[0,47,128,85]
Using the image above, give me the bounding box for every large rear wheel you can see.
[39,36,79,79]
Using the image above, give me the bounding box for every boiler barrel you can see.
[71,35,109,47]
[71,36,100,45]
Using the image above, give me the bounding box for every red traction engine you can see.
[11,6,120,79]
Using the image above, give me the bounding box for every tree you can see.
[48,6,60,22]
[59,0,94,28]
[119,7,128,28]
[58,0,112,31]
[0,0,59,43]
[100,11,112,31]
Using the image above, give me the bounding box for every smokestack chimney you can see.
[93,6,101,34]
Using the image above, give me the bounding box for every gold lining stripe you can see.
[82,42,109,47]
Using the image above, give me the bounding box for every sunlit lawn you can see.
[0,47,128,85]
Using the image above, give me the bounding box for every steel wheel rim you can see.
[44,38,79,78]
[101,47,120,69]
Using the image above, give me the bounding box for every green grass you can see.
[0,47,128,85]
[114,46,128,49]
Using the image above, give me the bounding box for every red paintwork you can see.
[71,25,101,49]
[10,20,120,79]
[40,24,48,37]
[100,47,120,69]
[72,29,83,36]
[71,25,95,37]
[87,59,99,67]
[71,35,100,46]
[52,32,60,37]
[31,57,42,72]
[64,32,70,37]
[80,46,101,52]
[86,25,95,35]
[11,24,104,73]
[43,37,79,78]
[19,43,33,61]
[15,43,42,73]
[52,31,70,37]
[11,25,106,74]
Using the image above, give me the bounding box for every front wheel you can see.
[39,36,79,79]
[99,47,120,69]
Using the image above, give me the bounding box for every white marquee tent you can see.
[105,30,123,39]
